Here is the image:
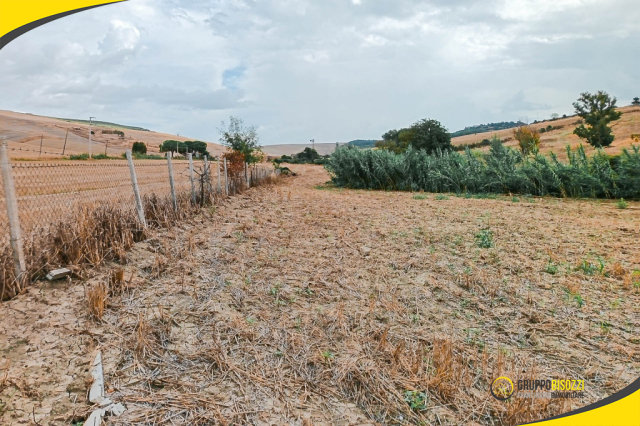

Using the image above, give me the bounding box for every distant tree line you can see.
[450,121,525,138]
[275,147,328,165]
[347,140,377,149]
[160,140,210,157]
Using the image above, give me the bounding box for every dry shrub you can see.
[0,244,27,301]
[429,338,466,401]
[86,282,108,320]
[223,151,248,195]
[143,193,198,228]
[109,267,126,294]
[1,204,144,301]
[134,313,155,357]
[609,262,627,278]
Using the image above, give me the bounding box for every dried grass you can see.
[86,282,108,320]
[0,167,283,301]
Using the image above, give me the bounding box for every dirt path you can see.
[1,164,638,425]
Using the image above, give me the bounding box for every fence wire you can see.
[1,158,275,239]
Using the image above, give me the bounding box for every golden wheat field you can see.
[0,164,639,425]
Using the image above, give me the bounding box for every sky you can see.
[1,0,639,145]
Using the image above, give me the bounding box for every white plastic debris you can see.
[84,351,126,426]
[88,352,105,404]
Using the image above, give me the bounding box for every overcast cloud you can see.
[1,0,639,144]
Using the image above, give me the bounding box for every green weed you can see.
[404,390,428,411]
[475,229,494,248]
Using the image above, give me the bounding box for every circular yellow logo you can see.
[491,376,515,401]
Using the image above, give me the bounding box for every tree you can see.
[132,142,147,154]
[572,91,622,148]
[632,97,640,106]
[183,141,209,157]
[513,125,540,155]
[219,116,263,164]
[551,113,559,120]
[160,140,182,155]
[376,120,451,154]
[409,119,452,154]
[295,147,321,163]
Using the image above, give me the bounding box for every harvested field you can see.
[1,164,639,425]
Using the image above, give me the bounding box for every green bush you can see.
[132,142,147,154]
[324,143,640,199]
[69,153,89,160]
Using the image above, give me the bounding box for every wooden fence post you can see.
[245,162,249,189]
[188,153,196,204]
[126,150,146,227]
[0,141,25,279]
[217,159,221,194]
[203,155,211,201]
[223,158,229,196]
[166,152,177,210]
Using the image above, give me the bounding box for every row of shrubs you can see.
[69,152,164,160]
[274,147,329,165]
[325,142,640,199]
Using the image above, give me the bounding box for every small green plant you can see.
[599,321,611,334]
[577,260,597,275]
[275,350,284,357]
[246,317,257,325]
[321,351,335,361]
[511,196,520,202]
[475,229,494,248]
[404,390,428,411]
[435,194,449,200]
[616,198,628,209]
[413,194,428,200]
[270,284,280,296]
[410,314,420,323]
[574,294,584,308]
[545,258,559,275]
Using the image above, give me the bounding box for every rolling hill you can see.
[0,110,226,159]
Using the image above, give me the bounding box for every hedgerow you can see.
[324,141,640,199]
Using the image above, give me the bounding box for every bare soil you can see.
[1,164,638,425]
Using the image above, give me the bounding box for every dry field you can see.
[1,164,639,425]
[0,160,199,239]
[0,110,226,160]
[452,106,640,160]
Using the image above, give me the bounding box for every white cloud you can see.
[0,0,638,143]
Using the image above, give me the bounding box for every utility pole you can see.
[62,129,69,155]
[88,116,96,158]
[39,135,43,156]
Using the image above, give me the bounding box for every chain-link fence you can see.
[0,146,279,300]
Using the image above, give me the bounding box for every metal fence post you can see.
[223,158,229,196]
[188,153,196,204]
[167,152,178,210]
[0,141,25,279]
[126,150,146,227]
